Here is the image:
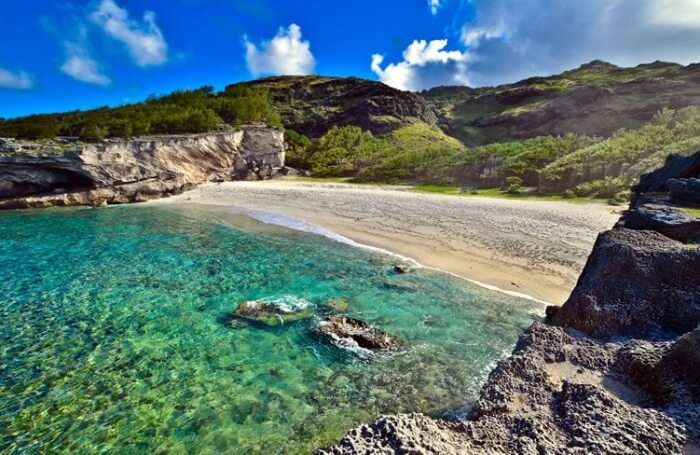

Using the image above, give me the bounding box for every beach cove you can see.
[159,180,619,304]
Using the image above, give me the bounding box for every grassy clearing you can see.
[280,178,616,205]
[677,206,700,218]
[411,184,614,205]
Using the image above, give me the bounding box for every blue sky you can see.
[2,0,700,118]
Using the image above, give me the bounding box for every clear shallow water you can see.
[0,205,540,454]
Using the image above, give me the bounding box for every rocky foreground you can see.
[0,125,287,209]
[319,153,700,454]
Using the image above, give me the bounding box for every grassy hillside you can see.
[299,105,700,201]
[423,60,700,146]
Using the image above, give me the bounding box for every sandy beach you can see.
[156,180,619,304]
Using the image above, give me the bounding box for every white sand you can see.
[155,180,619,305]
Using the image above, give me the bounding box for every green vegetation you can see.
[542,106,700,190]
[296,122,463,181]
[411,184,611,204]
[0,86,281,141]
[293,106,700,201]
[678,206,700,218]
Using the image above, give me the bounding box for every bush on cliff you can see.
[0,86,281,139]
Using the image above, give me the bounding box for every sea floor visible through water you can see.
[0,205,540,454]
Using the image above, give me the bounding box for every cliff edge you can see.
[320,153,700,454]
[0,125,286,209]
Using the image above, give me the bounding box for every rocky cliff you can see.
[233,76,438,138]
[0,126,286,209]
[319,153,700,454]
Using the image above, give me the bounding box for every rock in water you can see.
[232,296,313,327]
[317,316,399,355]
[321,298,350,313]
[393,263,414,274]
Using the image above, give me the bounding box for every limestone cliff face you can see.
[0,126,285,209]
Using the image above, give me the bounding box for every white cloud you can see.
[370,39,469,91]
[91,0,168,67]
[460,0,700,86]
[244,24,315,76]
[0,68,33,90]
[60,42,111,86]
[429,0,442,15]
[650,0,700,27]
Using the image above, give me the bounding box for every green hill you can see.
[3,59,700,200]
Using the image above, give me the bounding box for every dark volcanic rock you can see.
[635,151,700,194]
[551,228,700,339]
[317,316,399,354]
[235,76,437,138]
[320,324,688,454]
[668,178,700,204]
[618,203,700,242]
[657,327,700,403]
[317,413,470,454]
[392,263,414,274]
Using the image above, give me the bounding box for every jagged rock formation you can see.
[233,76,438,138]
[319,154,700,454]
[317,316,400,355]
[0,126,285,209]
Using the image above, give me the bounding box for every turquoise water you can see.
[0,205,540,454]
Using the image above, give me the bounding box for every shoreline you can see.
[195,204,554,306]
[154,180,619,304]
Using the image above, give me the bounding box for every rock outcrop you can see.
[234,76,438,138]
[319,153,700,454]
[317,316,400,355]
[232,296,314,327]
[0,126,285,209]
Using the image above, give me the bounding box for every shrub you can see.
[79,123,108,142]
[503,176,523,194]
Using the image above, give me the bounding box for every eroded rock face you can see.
[550,228,700,339]
[618,204,700,242]
[0,126,285,209]
[635,151,700,194]
[321,324,689,454]
[668,178,700,204]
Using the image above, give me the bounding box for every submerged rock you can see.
[317,316,399,355]
[321,298,350,313]
[393,263,414,274]
[232,296,314,327]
